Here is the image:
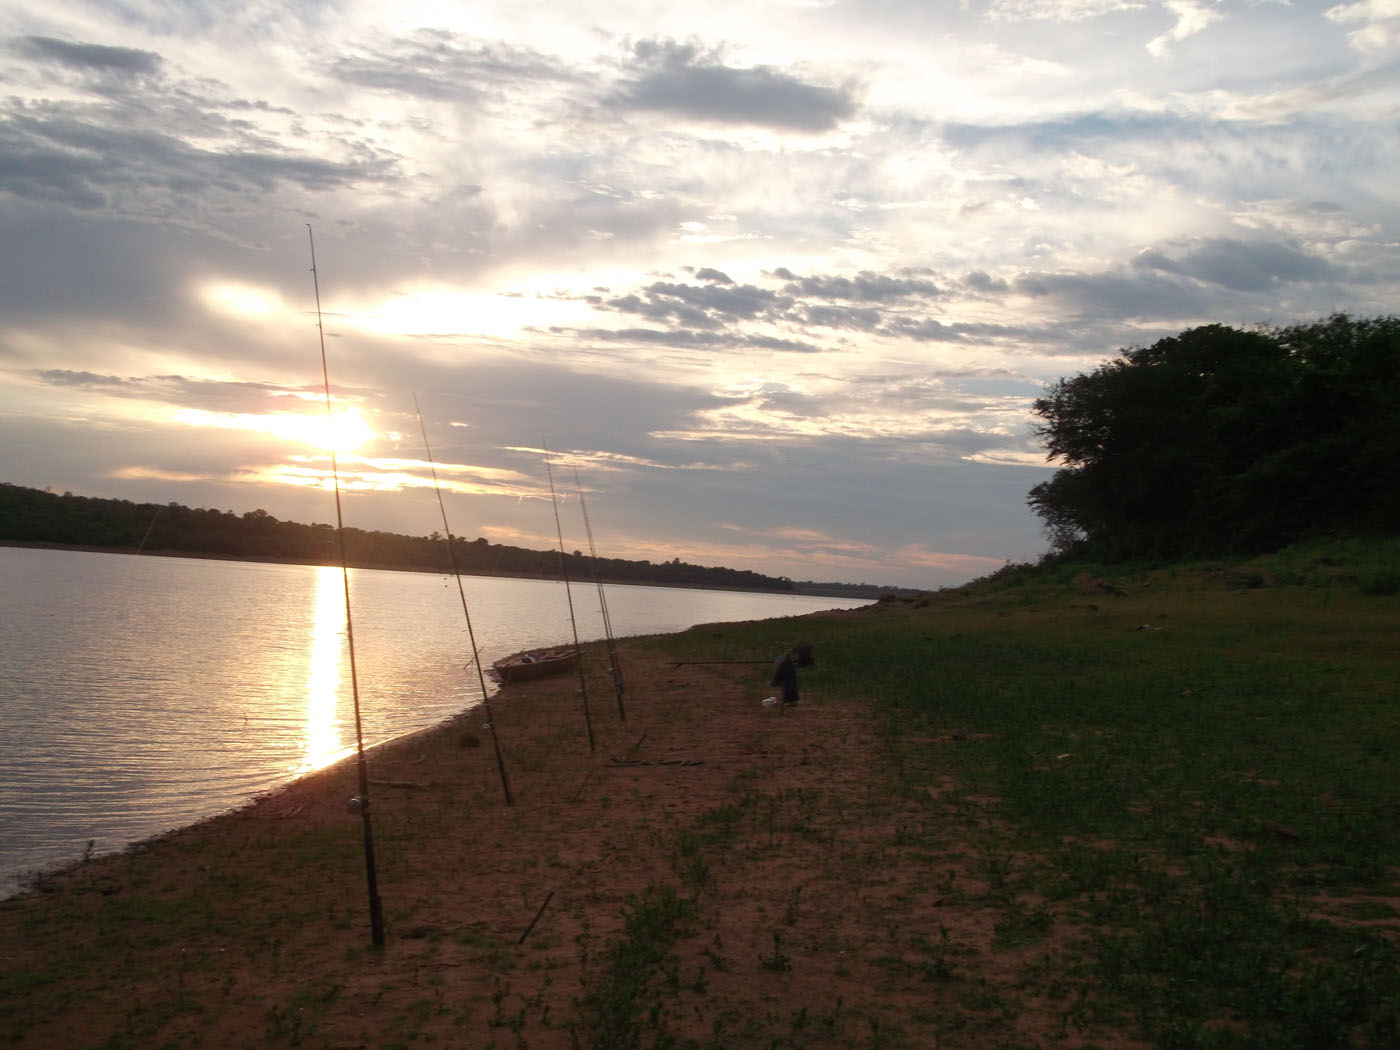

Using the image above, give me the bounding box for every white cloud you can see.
[1326,0,1400,51]
[986,0,1146,20]
[1147,0,1224,56]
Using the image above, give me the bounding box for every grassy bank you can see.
[2,540,1397,1048]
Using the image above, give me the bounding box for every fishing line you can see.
[574,468,625,722]
[413,393,514,806]
[307,224,385,949]
[543,443,595,753]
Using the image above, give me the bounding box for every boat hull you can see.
[492,648,580,684]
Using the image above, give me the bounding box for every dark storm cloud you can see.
[328,29,572,101]
[1132,236,1335,291]
[609,39,858,132]
[13,35,163,77]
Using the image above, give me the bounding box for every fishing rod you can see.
[412,394,513,806]
[574,468,624,722]
[135,505,163,553]
[307,224,385,949]
[543,443,594,753]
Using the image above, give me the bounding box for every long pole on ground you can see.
[574,468,624,722]
[413,394,513,805]
[307,224,386,949]
[543,443,594,752]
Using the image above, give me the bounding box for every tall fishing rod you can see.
[574,468,624,722]
[413,394,513,806]
[543,443,594,752]
[307,224,385,949]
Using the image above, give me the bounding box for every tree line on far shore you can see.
[1029,314,1400,561]
[0,483,901,597]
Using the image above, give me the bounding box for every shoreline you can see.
[4,609,943,1049]
[0,554,874,903]
[0,540,889,600]
[2,700,486,901]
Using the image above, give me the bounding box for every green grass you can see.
[642,540,1400,1049]
[572,884,697,1050]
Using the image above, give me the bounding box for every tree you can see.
[1028,316,1400,560]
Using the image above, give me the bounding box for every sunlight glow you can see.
[171,407,375,452]
[247,455,536,496]
[198,281,285,319]
[347,286,589,338]
[297,566,352,775]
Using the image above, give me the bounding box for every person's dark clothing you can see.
[771,652,799,705]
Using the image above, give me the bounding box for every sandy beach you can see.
[1,611,1131,1050]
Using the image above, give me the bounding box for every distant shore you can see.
[0,539,880,599]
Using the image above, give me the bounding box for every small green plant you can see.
[572,885,695,1049]
[759,932,791,972]
[700,935,731,972]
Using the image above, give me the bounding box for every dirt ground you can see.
[1,623,1144,1050]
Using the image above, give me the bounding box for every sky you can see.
[0,1,1396,590]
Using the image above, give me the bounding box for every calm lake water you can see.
[0,546,866,896]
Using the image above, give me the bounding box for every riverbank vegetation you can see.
[0,483,903,597]
[1029,314,1399,562]
[2,538,1396,1048]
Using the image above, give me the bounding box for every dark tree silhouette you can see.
[1029,315,1400,560]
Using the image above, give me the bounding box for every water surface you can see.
[0,546,864,894]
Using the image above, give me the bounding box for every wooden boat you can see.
[491,648,580,684]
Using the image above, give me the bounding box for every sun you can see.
[172,406,376,453]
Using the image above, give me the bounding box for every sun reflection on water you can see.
[298,566,351,775]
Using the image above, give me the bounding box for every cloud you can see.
[608,39,858,132]
[692,267,733,283]
[327,28,572,101]
[12,35,163,77]
[985,0,1145,22]
[573,326,823,353]
[0,97,395,217]
[1146,0,1224,57]
[1014,268,1209,320]
[36,371,327,412]
[1131,236,1335,291]
[600,279,789,328]
[776,269,940,302]
[962,271,1011,294]
[1326,0,1400,53]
